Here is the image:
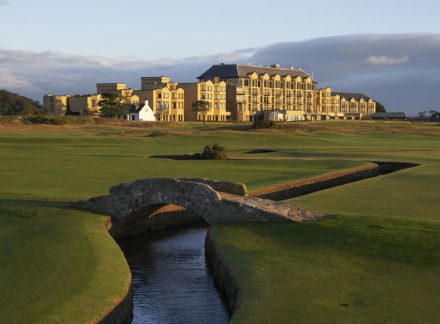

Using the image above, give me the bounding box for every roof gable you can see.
[197,64,313,81]
[332,92,372,100]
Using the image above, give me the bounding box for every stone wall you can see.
[205,231,238,315]
[180,178,248,196]
[98,285,133,324]
[251,162,418,201]
[251,163,381,201]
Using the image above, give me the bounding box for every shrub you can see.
[201,143,228,160]
[252,120,278,129]
[148,130,170,137]
[22,115,97,125]
[24,115,50,124]
[192,153,203,160]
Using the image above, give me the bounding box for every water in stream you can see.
[118,226,230,324]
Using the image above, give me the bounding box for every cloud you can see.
[251,34,440,114]
[366,55,410,66]
[0,0,10,5]
[1,34,440,115]
[0,48,254,98]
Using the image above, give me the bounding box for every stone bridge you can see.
[75,178,321,238]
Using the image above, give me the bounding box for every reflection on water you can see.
[118,226,229,324]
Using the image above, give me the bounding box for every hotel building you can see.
[43,63,376,122]
[197,64,317,122]
[134,77,184,122]
[180,80,230,122]
[197,63,376,122]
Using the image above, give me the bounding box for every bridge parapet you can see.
[75,178,321,238]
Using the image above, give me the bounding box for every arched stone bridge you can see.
[75,178,321,238]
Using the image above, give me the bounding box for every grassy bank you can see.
[0,121,373,323]
[209,121,440,323]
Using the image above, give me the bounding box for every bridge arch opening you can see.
[117,203,207,238]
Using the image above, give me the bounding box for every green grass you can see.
[0,122,370,323]
[208,122,440,323]
[0,200,129,323]
[211,217,440,323]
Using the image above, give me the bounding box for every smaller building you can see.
[96,83,127,94]
[68,94,102,115]
[97,83,139,104]
[267,110,284,122]
[135,76,185,122]
[315,88,344,120]
[285,113,306,122]
[334,92,376,120]
[180,80,230,122]
[43,93,70,116]
[115,101,156,121]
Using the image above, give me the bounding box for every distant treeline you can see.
[0,90,42,115]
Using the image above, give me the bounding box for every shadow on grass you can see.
[226,215,440,266]
[0,198,70,208]
[61,153,145,158]
[0,199,76,220]
[196,124,253,132]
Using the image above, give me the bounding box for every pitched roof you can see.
[128,104,142,113]
[197,64,313,81]
[333,92,372,100]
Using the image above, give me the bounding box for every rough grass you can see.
[0,122,368,323]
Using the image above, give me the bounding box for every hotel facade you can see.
[43,63,377,122]
[197,64,376,122]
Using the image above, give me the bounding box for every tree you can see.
[418,111,427,118]
[375,101,386,113]
[98,93,129,118]
[155,104,169,121]
[191,100,211,125]
[201,143,228,160]
[0,90,41,115]
[429,110,440,119]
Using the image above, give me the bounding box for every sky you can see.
[1,0,440,115]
